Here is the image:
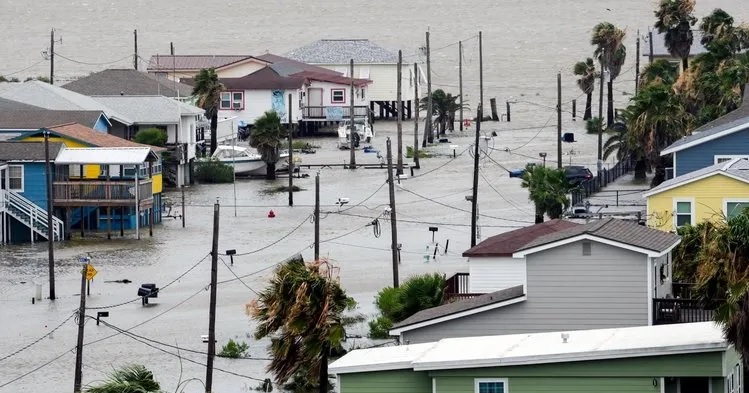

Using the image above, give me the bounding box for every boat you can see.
[337,117,374,149]
[210,145,289,176]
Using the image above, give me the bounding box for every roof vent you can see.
[561,333,569,343]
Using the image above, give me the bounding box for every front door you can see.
[307,88,323,118]
[0,167,6,190]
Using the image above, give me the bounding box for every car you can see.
[564,165,593,186]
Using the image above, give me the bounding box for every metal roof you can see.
[256,53,342,77]
[644,158,749,197]
[55,147,156,165]
[92,96,203,124]
[146,55,269,71]
[285,39,398,64]
[63,69,194,98]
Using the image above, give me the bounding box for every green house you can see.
[330,322,744,393]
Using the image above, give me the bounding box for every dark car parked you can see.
[564,165,593,186]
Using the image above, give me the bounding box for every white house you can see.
[146,55,271,82]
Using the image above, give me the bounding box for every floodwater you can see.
[1,0,749,392]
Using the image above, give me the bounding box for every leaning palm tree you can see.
[85,364,160,393]
[592,22,627,127]
[640,59,680,87]
[192,68,225,155]
[419,89,468,136]
[249,257,355,393]
[700,8,749,59]
[654,0,698,70]
[520,164,571,223]
[250,111,287,180]
[573,58,597,120]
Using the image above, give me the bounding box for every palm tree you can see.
[520,164,571,223]
[573,58,597,120]
[654,0,697,70]
[249,257,355,393]
[700,9,749,59]
[85,364,160,393]
[592,22,627,127]
[250,111,287,180]
[640,59,680,87]
[192,68,225,155]
[419,89,468,136]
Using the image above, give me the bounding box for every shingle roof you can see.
[0,109,108,130]
[391,286,525,330]
[0,97,41,111]
[463,219,581,257]
[25,123,162,151]
[0,141,63,161]
[291,70,371,87]
[146,55,269,72]
[63,69,194,98]
[517,218,681,254]
[256,53,342,77]
[220,67,306,90]
[647,29,708,57]
[91,96,204,124]
[644,158,749,197]
[285,39,398,64]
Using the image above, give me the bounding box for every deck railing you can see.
[652,298,715,325]
[53,180,153,206]
[301,105,370,120]
[444,272,484,303]
[571,159,634,207]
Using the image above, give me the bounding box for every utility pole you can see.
[44,131,55,300]
[635,30,641,95]
[181,184,185,228]
[170,42,175,56]
[396,50,404,176]
[413,62,420,169]
[471,105,481,248]
[314,172,320,260]
[557,72,563,169]
[133,30,139,70]
[205,202,219,393]
[348,59,356,169]
[648,30,654,64]
[424,30,432,147]
[49,28,55,85]
[598,52,605,166]
[73,263,87,393]
[385,138,399,288]
[459,40,463,131]
[479,31,484,122]
[288,94,294,206]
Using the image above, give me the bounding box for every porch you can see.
[53,180,153,207]
[652,297,716,325]
[444,272,485,303]
[301,105,371,121]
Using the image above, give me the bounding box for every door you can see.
[0,167,6,190]
[307,88,323,118]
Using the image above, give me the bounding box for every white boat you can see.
[211,145,289,176]
[337,117,374,149]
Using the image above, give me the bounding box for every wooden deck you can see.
[53,180,153,207]
[301,105,370,120]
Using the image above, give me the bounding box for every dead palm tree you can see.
[85,364,160,393]
[654,0,698,70]
[592,22,627,127]
[250,111,287,180]
[192,68,225,155]
[573,58,597,120]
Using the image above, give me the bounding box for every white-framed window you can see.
[724,198,749,219]
[331,89,346,104]
[728,363,742,393]
[475,378,508,393]
[220,91,244,110]
[8,165,23,192]
[714,155,749,164]
[673,198,694,228]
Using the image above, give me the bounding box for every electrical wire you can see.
[217,247,312,286]
[0,347,75,389]
[506,112,557,152]
[332,211,524,229]
[478,167,531,214]
[398,187,533,224]
[222,214,312,257]
[0,312,75,363]
[410,147,470,179]
[1,59,47,77]
[219,257,259,295]
[53,52,133,66]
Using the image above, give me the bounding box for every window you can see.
[220,91,244,110]
[674,199,693,227]
[582,241,591,256]
[728,364,742,393]
[331,89,346,104]
[8,165,23,191]
[714,155,749,164]
[475,379,507,393]
[726,200,749,219]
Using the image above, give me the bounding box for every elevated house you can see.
[62,68,196,103]
[146,54,271,81]
[644,158,749,231]
[331,322,743,393]
[391,219,699,345]
[286,39,423,120]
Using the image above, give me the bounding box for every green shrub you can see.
[195,158,234,183]
[367,315,394,339]
[219,339,249,358]
[134,128,168,147]
[368,273,445,338]
[406,146,430,158]
[291,140,320,150]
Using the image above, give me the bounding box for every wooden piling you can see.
[490,98,499,121]
[572,99,577,120]
[506,101,511,122]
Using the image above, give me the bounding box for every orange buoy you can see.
[267,210,276,218]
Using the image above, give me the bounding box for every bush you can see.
[291,140,320,150]
[368,315,394,339]
[368,273,445,338]
[219,339,249,358]
[195,158,234,183]
[406,146,430,158]
[134,128,168,147]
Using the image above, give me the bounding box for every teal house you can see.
[330,322,743,393]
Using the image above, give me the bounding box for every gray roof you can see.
[0,141,63,161]
[256,53,342,77]
[285,39,398,64]
[646,158,749,195]
[91,96,204,124]
[146,55,269,71]
[0,97,41,111]
[392,286,525,330]
[0,109,108,130]
[517,218,681,254]
[63,69,194,98]
[647,29,708,58]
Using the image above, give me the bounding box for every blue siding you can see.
[17,162,49,209]
[675,128,749,176]
[93,115,110,132]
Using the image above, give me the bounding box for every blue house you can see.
[662,88,749,177]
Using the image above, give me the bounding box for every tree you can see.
[520,164,571,224]
[592,22,627,127]
[134,128,168,147]
[654,0,697,70]
[85,364,160,393]
[602,124,647,180]
[248,257,355,393]
[192,68,224,155]
[640,59,680,87]
[250,111,288,180]
[368,273,445,338]
[700,9,749,60]
[419,89,468,136]
[573,58,597,120]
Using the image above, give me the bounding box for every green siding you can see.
[339,370,431,393]
[437,377,658,393]
[711,376,724,393]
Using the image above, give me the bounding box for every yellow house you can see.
[644,158,749,231]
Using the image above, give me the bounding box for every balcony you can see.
[652,298,716,325]
[301,105,370,121]
[53,179,153,207]
[444,273,485,303]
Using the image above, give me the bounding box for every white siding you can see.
[307,81,368,107]
[315,63,421,101]
[218,89,301,126]
[468,257,527,293]
[652,254,672,299]
[216,61,267,78]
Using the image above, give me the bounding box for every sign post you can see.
[83,258,97,296]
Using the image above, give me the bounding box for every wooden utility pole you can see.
[396,50,404,176]
[170,42,175,56]
[557,72,563,169]
[348,59,356,169]
[205,202,219,393]
[181,184,185,228]
[385,138,399,288]
[288,94,294,206]
[423,31,432,147]
[73,263,87,393]
[598,53,605,164]
[459,40,464,131]
[413,62,420,169]
[471,105,481,248]
[133,30,139,70]
[49,28,55,85]
[635,30,641,95]
[314,172,320,260]
[479,31,484,121]
[648,30,654,64]
[44,131,55,300]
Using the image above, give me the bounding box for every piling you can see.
[490,98,499,121]
[572,99,577,121]
[506,101,511,122]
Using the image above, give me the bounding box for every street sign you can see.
[86,264,97,281]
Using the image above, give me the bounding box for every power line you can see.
[53,52,133,66]
[0,347,75,389]
[0,59,47,77]
[479,167,532,214]
[331,210,524,229]
[219,257,259,295]
[222,215,312,257]
[0,312,75,363]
